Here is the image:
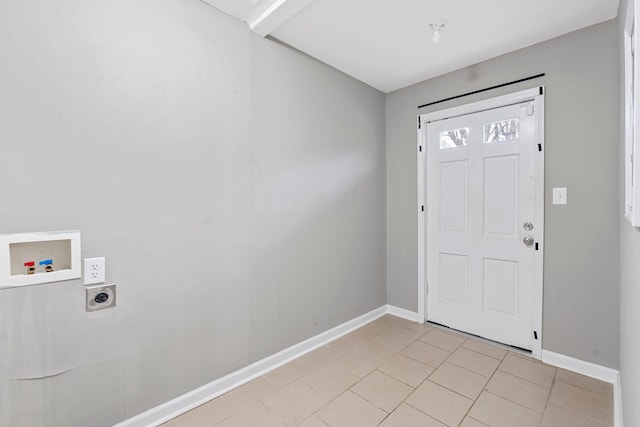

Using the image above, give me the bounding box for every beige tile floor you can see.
[163,315,613,427]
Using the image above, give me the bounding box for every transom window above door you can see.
[440,127,469,149]
[484,118,520,143]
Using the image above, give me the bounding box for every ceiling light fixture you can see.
[429,19,446,45]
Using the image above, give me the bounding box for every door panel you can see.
[426,102,538,350]
[440,253,469,306]
[483,257,518,316]
[484,155,518,237]
[440,161,468,233]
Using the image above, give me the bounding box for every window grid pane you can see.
[440,127,469,149]
[484,118,520,143]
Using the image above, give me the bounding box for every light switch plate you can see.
[553,187,568,205]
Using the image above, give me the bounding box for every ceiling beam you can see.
[248,0,315,37]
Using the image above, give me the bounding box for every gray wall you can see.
[618,222,640,424]
[618,0,640,424]
[0,0,386,425]
[386,21,620,368]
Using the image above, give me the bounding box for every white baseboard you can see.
[114,305,387,427]
[115,310,625,427]
[540,350,618,383]
[385,305,418,322]
[614,371,623,427]
[541,350,622,427]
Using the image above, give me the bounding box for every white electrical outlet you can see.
[84,257,105,285]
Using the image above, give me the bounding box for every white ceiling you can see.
[201,0,620,93]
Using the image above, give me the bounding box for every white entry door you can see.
[426,100,541,350]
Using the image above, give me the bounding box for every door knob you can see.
[523,222,534,231]
[523,236,534,246]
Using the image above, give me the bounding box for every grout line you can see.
[308,320,414,425]
[497,354,557,389]
[446,337,495,424]
[460,338,511,360]
[350,375,406,421]
[426,321,534,357]
[189,319,612,427]
[466,415,489,426]
[483,390,545,413]
[492,368,553,397]
[417,338,465,354]
[540,371,557,424]
[442,358,498,379]
[308,385,349,424]
[462,345,508,361]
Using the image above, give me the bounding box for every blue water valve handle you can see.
[40,259,54,272]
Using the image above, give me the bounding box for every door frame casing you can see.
[417,87,545,359]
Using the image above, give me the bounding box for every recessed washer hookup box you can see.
[0,230,81,288]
